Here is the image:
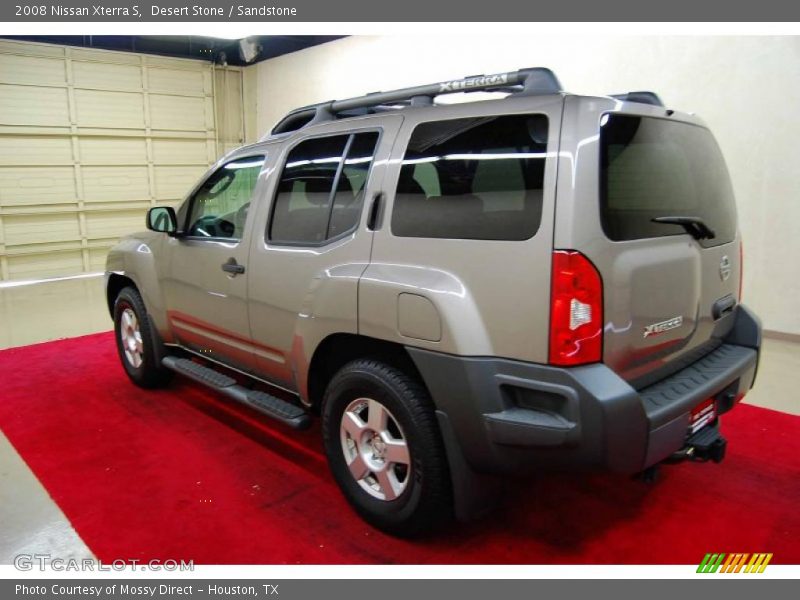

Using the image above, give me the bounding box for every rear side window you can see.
[392,114,548,241]
[269,132,379,244]
[600,115,736,247]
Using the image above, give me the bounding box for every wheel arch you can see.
[305,333,426,412]
[105,236,170,339]
[106,273,138,317]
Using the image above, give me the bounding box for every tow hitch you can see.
[671,425,727,464]
[639,423,728,483]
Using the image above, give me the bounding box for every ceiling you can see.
[0,35,345,66]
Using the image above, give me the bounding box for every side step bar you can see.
[162,356,311,430]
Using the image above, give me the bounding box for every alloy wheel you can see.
[339,397,411,501]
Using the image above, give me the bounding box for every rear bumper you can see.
[408,304,761,476]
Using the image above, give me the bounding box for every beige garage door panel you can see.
[70,47,139,64]
[4,213,81,246]
[0,54,66,85]
[88,247,112,272]
[148,67,208,95]
[0,136,73,166]
[0,167,77,205]
[154,165,208,201]
[0,41,248,281]
[72,61,143,90]
[151,139,212,165]
[79,137,148,165]
[149,94,210,131]
[7,250,84,279]
[215,69,246,158]
[85,210,144,240]
[0,85,70,127]
[82,166,150,202]
[74,89,146,129]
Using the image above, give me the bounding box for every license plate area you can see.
[689,398,717,434]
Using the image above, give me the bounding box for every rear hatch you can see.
[592,111,741,387]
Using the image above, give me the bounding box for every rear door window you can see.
[392,114,549,241]
[268,132,379,244]
[329,132,380,238]
[599,115,736,247]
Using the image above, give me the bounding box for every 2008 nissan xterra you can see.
[105,68,761,535]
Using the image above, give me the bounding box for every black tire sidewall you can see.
[322,361,449,535]
[113,287,168,388]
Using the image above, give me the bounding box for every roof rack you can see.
[267,67,563,137]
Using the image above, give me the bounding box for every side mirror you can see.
[146,206,179,235]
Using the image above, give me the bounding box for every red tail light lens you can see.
[549,250,603,366]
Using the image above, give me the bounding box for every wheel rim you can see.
[119,307,144,369]
[340,397,411,501]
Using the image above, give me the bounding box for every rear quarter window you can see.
[392,114,548,241]
[599,114,737,247]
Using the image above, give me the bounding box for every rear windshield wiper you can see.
[651,216,716,240]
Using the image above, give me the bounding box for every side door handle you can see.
[222,257,246,276]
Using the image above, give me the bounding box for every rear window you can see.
[600,115,736,247]
[392,114,548,241]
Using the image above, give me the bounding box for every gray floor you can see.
[0,432,93,564]
[0,276,797,563]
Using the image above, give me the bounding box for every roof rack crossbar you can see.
[268,67,562,137]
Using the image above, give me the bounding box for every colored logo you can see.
[697,553,772,573]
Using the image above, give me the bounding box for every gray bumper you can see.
[408,305,761,477]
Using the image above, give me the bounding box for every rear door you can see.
[556,96,741,387]
[245,116,402,389]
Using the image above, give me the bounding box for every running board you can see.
[162,356,311,430]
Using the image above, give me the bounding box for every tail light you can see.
[738,240,744,301]
[549,250,603,366]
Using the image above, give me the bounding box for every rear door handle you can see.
[222,258,245,276]
[367,192,384,231]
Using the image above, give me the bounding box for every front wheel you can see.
[113,286,172,389]
[322,359,452,536]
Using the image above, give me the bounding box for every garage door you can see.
[0,40,249,281]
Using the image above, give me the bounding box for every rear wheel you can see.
[322,359,452,536]
[113,286,172,389]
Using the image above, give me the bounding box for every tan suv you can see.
[105,68,761,535]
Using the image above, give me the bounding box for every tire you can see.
[113,286,173,389]
[322,358,453,536]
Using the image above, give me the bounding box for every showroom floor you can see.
[0,276,798,563]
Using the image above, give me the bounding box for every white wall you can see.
[256,36,800,335]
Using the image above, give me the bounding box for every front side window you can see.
[599,115,736,247]
[186,156,265,240]
[269,132,379,244]
[391,114,549,241]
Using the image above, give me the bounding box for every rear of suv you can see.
[105,68,761,536]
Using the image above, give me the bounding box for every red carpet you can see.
[1,332,798,564]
